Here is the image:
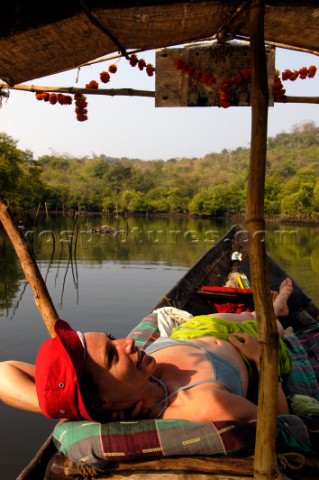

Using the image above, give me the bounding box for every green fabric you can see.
[289,394,319,416]
[172,316,292,381]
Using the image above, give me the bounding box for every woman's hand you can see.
[229,334,289,414]
[228,333,260,369]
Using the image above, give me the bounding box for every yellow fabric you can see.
[289,394,319,415]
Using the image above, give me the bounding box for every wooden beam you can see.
[275,96,319,104]
[2,83,318,104]
[0,83,155,98]
[246,1,279,480]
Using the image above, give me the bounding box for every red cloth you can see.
[200,286,253,314]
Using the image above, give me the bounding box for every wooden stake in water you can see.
[0,196,58,337]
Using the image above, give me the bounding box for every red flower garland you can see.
[88,63,118,88]
[128,54,155,76]
[273,65,317,100]
[175,58,317,104]
[272,75,286,99]
[85,80,99,89]
[35,92,73,105]
[309,65,317,78]
[175,57,252,108]
[129,54,138,67]
[146,63,155,76]
[74,93,88,122]
[282,65,317,81]
[100,71,110,83]
[138,59,146,70]
[34,55,154,121]
[108,64,117,74]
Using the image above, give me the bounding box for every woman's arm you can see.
[0,361,41,413]
[228,333,289,414]
[127,308,193,349]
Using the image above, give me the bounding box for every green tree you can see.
[189,190,214,215]
[264,175,282,215]
[120,190,148,213]
[0,133,44,207]
[281,183,315,216]
[102,195,117,214]
[166,188,188,213]
[2,123,319,217]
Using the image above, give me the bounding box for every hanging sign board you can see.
[155,42,275,108]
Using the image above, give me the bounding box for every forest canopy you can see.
[1,122,318,218]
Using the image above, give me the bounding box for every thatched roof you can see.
[0,1,318,85]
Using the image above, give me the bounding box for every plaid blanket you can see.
[282,324,319,400]
[53,317,319,469]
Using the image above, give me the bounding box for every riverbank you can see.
[5,208,319,230]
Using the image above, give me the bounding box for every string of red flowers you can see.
[175,57,252,108]
[85,63,118,89]
[80,58,155,120]
[282,65,317,81]
[85,56,155,90]
[272,65,317,100]
[35,92,73,105]
[79,64,119,121]
[128,54,155,76]
[74,93,88,122]
[35,56,155,121]
[272,73,286,100]
[35,91,89,122]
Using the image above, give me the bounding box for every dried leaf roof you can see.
[0,1,318,85]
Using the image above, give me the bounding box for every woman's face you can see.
[83,332,156,409]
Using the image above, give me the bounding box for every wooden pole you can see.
[247,1,279,479]
[0,197,58,337]
[0,82,155,98]
[275,96,319,104]
[1,84,318,104]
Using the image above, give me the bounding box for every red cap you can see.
[35,319,93,420]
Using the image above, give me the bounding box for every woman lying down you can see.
[0,279,294,423]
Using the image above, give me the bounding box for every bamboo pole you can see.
[247,1,279,479]
[0,197,58,337]
[275,96,319,104]
[233,35,319,56]
[0,82,155,98]
[1,82,318,104]
[1,84,318,105]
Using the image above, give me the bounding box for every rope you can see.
[64,457,105,479]
[277,452,306,471]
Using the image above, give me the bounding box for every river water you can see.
[1,215,319,479]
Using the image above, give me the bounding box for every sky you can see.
[0,47,318,161]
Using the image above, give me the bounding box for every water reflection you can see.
[28,215,227,265]
[264,224,319,303]
[2,217,319,320]
[0,233,26,315]
[0,215,228,319]
[2,218,319,309]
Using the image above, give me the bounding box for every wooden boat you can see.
[17,224,319,480]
